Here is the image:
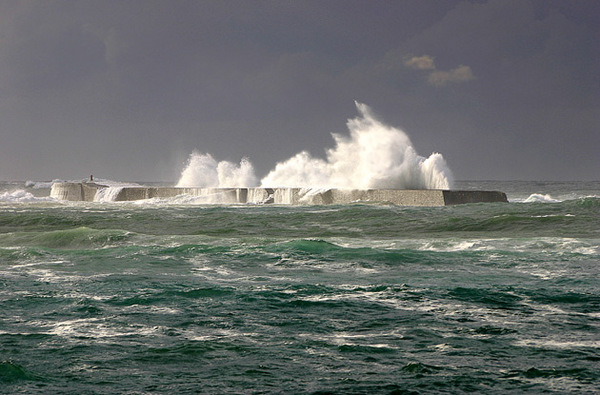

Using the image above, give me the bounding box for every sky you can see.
[0,0,598,182]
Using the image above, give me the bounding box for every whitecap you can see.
[0,189,56,203]
[25,179,64,189]
[522,193,560,203]
[514,338,600,349]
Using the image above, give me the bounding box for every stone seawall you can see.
[51,183,508,206]
[49,182,104,202]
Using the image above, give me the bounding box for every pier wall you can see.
[50,183,508,206]
[49,182,103,202]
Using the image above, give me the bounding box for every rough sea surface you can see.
[1,181,598,394]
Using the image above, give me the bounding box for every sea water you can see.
[0,180,598,394]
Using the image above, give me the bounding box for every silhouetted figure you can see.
[90,175,94,182]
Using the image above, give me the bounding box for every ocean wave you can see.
[522,193,561,203]
[25,179,64,189]
[0,190,56,203]
[0,227,134,249]
[0,360,44,383]
[571,196,600,208]
[514,193,600,204]
[416,237,598,255]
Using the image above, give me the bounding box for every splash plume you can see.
[177,102,453,190]
[261,102,453,189]
[176,153,257,188]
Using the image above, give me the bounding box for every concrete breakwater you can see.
[50,182,508,206]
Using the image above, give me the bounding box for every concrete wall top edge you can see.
[50,183,508,205]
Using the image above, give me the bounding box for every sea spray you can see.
[0,189,55,203]
[94,186,125,202]
[176,153,258,187]
[261,102,453,189]
[177,102,453,189]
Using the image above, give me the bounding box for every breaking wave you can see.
[523,194,561,203]
[177,102,453,189]
[176,153,258,188]
[0,190,55,203]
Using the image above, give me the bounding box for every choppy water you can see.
[1,181,599,394]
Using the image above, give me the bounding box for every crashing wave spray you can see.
[261,102,453,189]
[176,102,453,190]
[176,152,258,187]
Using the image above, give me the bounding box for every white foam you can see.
[419,240,480,252]
[261,102,453,189]
[48,318,161,340]
[415,237,598,255]
[0,189,56,203]
[25,179,64,189]
[86,179,144,202]
[530,214,575,218]
[522,193,560,203]
[93,186,125,202]
[514,338,600,349]
[176,102,453,190]
[90,178,141,187]
[176,153,258,187]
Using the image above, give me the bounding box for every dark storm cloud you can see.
[0,0,597,181]
[364,0,599,179]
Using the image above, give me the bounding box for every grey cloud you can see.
[427,65,475,87]
[1,18,106,93]
[404,55,436,70]
[0,0,597,182]
[366,0,598,179]
[402,55,474,87]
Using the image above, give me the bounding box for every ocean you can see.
[0,180,598,394]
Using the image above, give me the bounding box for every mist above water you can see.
[177,102,453,189]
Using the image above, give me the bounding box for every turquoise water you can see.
[1,181,599,394]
